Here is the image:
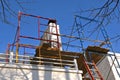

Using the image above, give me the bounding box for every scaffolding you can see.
[5,12,61,62]
[5,12,119,80]
[5,12,83,68]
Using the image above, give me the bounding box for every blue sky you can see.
[0,0,120,54]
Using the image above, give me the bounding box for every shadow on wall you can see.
[18,65,30,80]
[65,66,80,80]
[44,64,52,80]
[65,68,70,80]
[0,64,7,80]
[0,64,80,80]
[31,65,40,80]
[31,64,53,80]
[0,64,31,80]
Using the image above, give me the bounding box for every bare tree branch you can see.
[0,0,32,25]
[0,0,6,22]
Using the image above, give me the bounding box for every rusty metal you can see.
[6,11,61,62]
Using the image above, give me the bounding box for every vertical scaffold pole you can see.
[6,44,10,62]
[16,11,22,63]
[38,18,40,38]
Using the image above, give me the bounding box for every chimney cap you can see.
[48,20,56,24]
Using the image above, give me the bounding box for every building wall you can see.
[107,52,120,80]
[0,63,83,80]
[97,52,120,80]
[97,56,115,80]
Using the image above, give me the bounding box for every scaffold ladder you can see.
[83,58,104,80]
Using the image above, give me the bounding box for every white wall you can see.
[107,52,120,80]
[96,52,120,80]
[40,22,62,51]
[0,63,83,80]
